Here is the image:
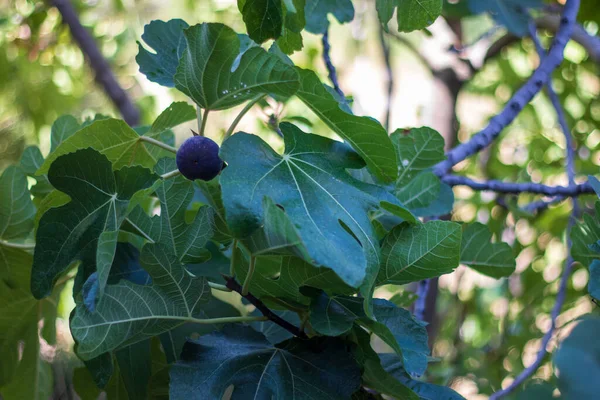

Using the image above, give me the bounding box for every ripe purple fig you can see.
[176,136,224,181]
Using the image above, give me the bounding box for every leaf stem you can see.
[196,104,202,134]
[0,238,36,250]
[208,282,232,292]
[199,108,209,137]
[139,136,178,154]
[242,255,256,296]
[224,95,266,139]
[160,169,181,180]
[188,315,267,325]
[230,239,238,277]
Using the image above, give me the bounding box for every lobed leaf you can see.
[175,23,299,110]
[220,123,408,314]
[70,243,211,360]
[378,220,462,285]
[32,149,157,298]
[169,325,361,399]
[127,158,214,264]
[376,0,442,32]
[304,0,354,34]
[137,19,189,87]
[460,222,516,278]
[295,67,398,183]
[309,292,429,376]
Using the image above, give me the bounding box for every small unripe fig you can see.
[176,136,224,181]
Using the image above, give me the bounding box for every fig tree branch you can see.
[224,275,308,339]
[441,175,592,196]
[48,0,140,126]
[490,21,581,399]
[322,29,345,100]
[433,0,580,176]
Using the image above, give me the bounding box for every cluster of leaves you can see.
[1,0,599,399]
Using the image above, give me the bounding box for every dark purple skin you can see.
[176,136,224,181]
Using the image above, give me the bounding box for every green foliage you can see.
[3,0,597,399]
[460,222,516,278]
[170,325,362,399]
[377,0,443,32]
[554,317,600,399]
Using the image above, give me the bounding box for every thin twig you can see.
[414,279,430,322]
[441,175,592,196]
[490,22,581,399]
[434,0,580,176]
[530,24,578,189]
[0,239,36,250]
[48,0,139,126]
[322,29,345,100]
[139,136,178,153]
[224,95,265,139]
[208,282,232,292]
[160,169,181,180]
[224,275,308,339]
[379,26,393,131]
[489,215,576,400]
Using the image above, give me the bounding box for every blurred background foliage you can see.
[1,0,599,398]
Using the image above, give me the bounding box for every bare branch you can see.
[379,26,393,131]
[434,0,580,176]
[490,21,582,399]
[442,175,592,196]
[321,29,345,100]
[49,0,140,126]
[224,275,308,340]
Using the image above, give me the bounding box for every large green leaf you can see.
[309,292,429,376]
[234,250,352,306]
[127,159,213,264]
[169,325,361,399]
[376,0,442,32]
[571,203,600,267]
[19,146,53,198]
[295,68,398,183]
[380,353,466,399]
[351,327,418,400]
[50,114,81,151]
[39,103,193,175]
[0,166,36,284]
[377,220,462,285]
[115,340,152,400]
[194,180,231,243]
[0,255,60,400]
[32,149,157,298]
[460,222,515,278]
[237,0,305,53]
[238,0,283,43]
[71,243,211,360]
[39,120,157,175]
[395,171,454,218]
[304,0,354,33]
[174,23,299,110]
[242,196,310,257]
[554,317,600,399]
[220,123,405,311]
[159,296,241,363]
[136,19,189,87]
[391,127,445,186]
